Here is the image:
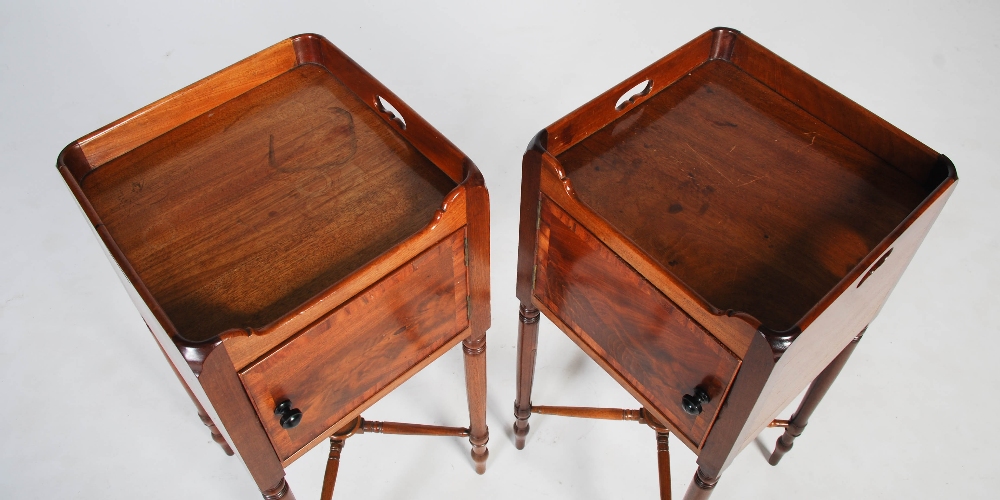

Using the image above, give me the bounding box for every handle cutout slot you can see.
[615,79,652,111]
[857,248,892,288]
[376,95,406,130]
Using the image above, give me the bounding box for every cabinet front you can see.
[240,230,469,460]
[534,199,739,446]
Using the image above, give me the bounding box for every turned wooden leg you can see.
[319,437,346,500]
[656,431,672,500]
[769,330,865,466]
[463,333,489,474]
[513,304,540,450]
[682,468,719,500]
[261,477,295,500]
[151,330,234,456]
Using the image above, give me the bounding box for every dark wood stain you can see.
[534,199,739,446]
[557,59,930,331]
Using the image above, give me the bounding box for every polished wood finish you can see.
[83,63,455,343]
[514,27,957,498]
[59,33,489,499]
[768,330,865,465]
[682,468,718,500]
[240,232,468,460]
[320,437,345,500]
[151,331,234,456]
[359,419,470,437]
[512,304,540,449]
[262,478,296,500]
[534,199,739,446]
[532,405,643,421]
[657,431,672,500]
[557,59,926,332]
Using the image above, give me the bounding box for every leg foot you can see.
[320,437,346,500]
[656,431,671,500]
[682,468,719,500]
[513,418,530,450]
[470,436,489,475]
[769,330,864,465]
[261,478,295,500]
[513,304,540,450]
[463,334,490,474]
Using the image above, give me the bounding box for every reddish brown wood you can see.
[83,63,455,343]
[462,160,492,475]
[531,405,643,421]
[59,33,490,498]
[77,40,298,170]
[190,340,289,497]
[150,330,234,455]
[657,431,672,500]
[240,232,468,461]
[513,304,540,449]
[682,468,719,500]
[319,437,346,500]
[557,58,927,332]
[514,26,957,499]
[769,330,865,465]
[359,420,470,437]
[534,199,740,446]
[262,478,295,500]
[463,335,489,475]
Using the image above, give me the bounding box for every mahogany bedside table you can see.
[57,34,490,499]
[512,28,956,499]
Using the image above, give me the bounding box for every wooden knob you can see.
[681,387,711,416]
[274,399,303,429]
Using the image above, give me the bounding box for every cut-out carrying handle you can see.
[615,79,653,111]
[375,95,406,129]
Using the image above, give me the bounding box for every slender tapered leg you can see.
[149,326,234,456]
[463,333,490,474]
[656,431,672,500]
[513,304,540,450]
[769,330,865,466]
[261,478,295,500]
[682,468,719,500]
[319,437,346,500]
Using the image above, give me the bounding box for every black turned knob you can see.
[274,399,303,429]
[681,387,711,416]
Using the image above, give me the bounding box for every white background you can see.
[2,1,998,498]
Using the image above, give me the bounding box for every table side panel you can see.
[534,199,740,446]
[78,39,297,169]
[240,230,469,461]
[726,181,957,468]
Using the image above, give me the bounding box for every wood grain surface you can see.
[81,63,455,342]
[534,199,739,446]
[557,59,930,332]
[240,230,468,461]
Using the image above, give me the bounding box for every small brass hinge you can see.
[466,295,472,319]
[464,237,469,267]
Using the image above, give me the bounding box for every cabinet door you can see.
[534,199,739,446]
[240,230,469,461]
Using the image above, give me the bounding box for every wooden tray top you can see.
[558,59,935,332]
[79,63,456,342]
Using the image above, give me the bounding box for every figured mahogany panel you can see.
[240,231,468,461]
[557,59,930,332]
[533,199,739,446]
[81,63,456,342]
